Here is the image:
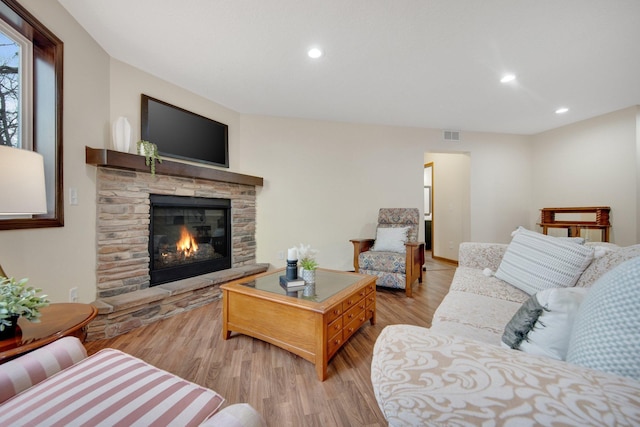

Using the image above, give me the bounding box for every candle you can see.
[288,247,298,260]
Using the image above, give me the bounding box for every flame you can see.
[176,226,198,256]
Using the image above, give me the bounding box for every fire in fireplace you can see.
[149,194,231,286]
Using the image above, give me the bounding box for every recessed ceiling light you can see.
[500,74,516,83]
[307,47,323,59]
[555,107,569,114]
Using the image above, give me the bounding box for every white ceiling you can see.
[57,0,640,135]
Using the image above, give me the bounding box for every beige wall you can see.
[240,119,530,267]
[0,2,637,305]
[238,116,429,271]
[0,0,108,304]
[530,107,639,246]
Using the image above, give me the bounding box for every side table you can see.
[0,303,97,363]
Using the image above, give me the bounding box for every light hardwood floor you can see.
[84,255,456,427]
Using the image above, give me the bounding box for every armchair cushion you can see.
[371,226,409,253]
[378,208,419,242]
[0,347,224,426]
[0,336,88,404]
[360,250,405,274]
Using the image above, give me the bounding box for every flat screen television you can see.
[141,94,229,168]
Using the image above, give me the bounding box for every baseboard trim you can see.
[431,255,458,266]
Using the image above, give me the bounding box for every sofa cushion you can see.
[458,242,508,271]
[449,266,529,303]
[502,287,589,360]
[372,325,640,426]
[495,227,594,295]
[576,243,640,288]
[567,257,640,380]
[371,226,409,253]
[0,348,224,426]
[431,291,523,346]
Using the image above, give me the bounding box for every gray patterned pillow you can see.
[566,256,640,379]
[495,227,594,295]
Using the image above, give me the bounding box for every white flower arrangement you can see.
[297,243,319,270]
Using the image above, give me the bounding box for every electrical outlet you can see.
[69,287,78,302]
[277,251,285,260]
[448,241,454,250]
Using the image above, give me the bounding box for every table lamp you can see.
[0,145,47,277]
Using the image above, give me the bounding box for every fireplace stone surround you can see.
[85,147,267,340]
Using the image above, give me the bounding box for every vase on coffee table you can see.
[301,268,316,284]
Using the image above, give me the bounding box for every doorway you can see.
[424,163,433,251]
[424,152,471,263]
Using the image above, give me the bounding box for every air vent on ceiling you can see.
[443,130,460,141]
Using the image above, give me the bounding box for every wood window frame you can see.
[0,0,63,230]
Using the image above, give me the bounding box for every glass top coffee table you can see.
[221,268,376,380]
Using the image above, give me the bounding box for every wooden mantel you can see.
[85,147,263,187]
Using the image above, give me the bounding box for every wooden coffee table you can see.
[221,268,376,380]
[0,303,97,363]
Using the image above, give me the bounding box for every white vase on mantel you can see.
[112,116,131,153]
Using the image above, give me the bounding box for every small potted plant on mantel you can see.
[0,276,49,339]
[137,140,162,176]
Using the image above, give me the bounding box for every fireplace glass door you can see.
[149,195,231,285]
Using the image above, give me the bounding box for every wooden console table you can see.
[0,303,97,363]
[538,206,611,242]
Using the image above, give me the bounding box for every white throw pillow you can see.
[371,227,409,253]
[502,287,589,360]
[495,227,594,295]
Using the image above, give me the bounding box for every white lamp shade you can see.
[0,145,47,215]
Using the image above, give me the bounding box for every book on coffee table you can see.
[279,275,306,289]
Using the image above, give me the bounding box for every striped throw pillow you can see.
[495,227,594,295]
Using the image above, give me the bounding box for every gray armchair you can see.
[350,208,425,297]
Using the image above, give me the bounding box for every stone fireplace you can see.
[85,147,268,340]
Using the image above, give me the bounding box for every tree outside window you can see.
[0,31,19,148]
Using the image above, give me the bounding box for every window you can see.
[0,0,63,229]
[0,19,32,150]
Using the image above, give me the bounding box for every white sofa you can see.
[0,336,265,427]
[372,238,640,426]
